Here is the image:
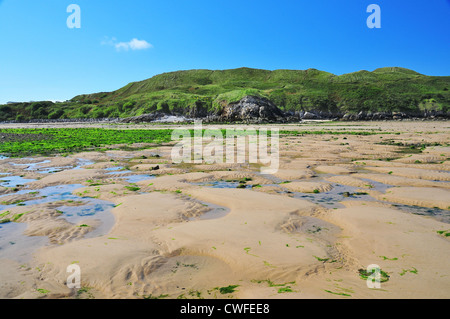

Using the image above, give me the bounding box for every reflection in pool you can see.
[0,175,36,188]
[0,183,115,262]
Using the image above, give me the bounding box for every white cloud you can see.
[101,37,153,52]
[115,42,130,51]
[126,38,153,50]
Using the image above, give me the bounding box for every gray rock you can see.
[302,111,318,120]
[119,112,164,123]
[220,95,285,123]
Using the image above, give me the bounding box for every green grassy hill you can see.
[2,67,449,121]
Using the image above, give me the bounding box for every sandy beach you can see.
[0,120,449,299]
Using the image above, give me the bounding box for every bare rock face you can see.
[302,111,319,120]
[120,112,163,123]
[220,95,285,123]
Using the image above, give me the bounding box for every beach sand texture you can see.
[0,121,449,299]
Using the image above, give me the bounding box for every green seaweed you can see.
[0,211,10,218]
[171,261,199,273]
[379,256,398,261]
[243,247,258,257]
[36,288,50,294]
[76,287,95,299]
[12,213,26,221]
[399,267,418,276]
[124,185,140,192]
[217,285,239,294]
[313,256,330,262]
[324,290,351,297]
[358,268,390,282]
[277,287,294,293]
[263,260,277,268]
[251,279,296,288]
[437,230,450,237]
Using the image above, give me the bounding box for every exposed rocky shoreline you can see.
[119,95,450,123]
[2,95,448,124]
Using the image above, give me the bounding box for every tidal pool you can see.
[292,183,376,209]
[0,175,36,188]
[21,184,116,229]
[0,183,116,262]
[0,222,49,263]
[120,174,155,183]
[389,204,450,223]
[192,180,251,189]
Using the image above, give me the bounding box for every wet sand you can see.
[0,121,449,299]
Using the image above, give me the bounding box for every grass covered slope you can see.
[2,67,449,121]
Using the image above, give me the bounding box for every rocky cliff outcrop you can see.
[116,95,449,124]
[119,112,164,123]
[119,95,289,123]
[219,95,286,123]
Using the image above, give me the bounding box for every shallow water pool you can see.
[0,183,116,262]
[0,175,36,188]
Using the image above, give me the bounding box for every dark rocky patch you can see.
[0,132,54,143]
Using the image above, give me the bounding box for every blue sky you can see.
[0,0,449,104]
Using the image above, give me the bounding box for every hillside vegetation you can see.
[2,67,449,121]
